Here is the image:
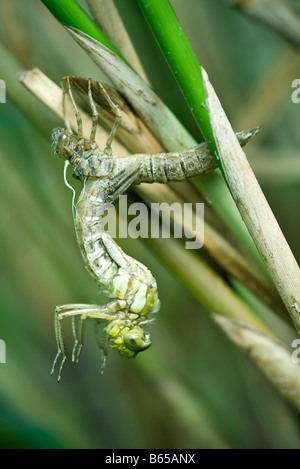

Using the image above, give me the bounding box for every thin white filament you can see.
[63,160,76,218]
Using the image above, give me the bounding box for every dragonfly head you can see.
[109,325,152,358]
[123,329,152,355]
[51,127,81,161]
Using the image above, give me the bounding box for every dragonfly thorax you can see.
[71,151,114,180]
[52,127,114,180]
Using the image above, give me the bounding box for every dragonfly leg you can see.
[100,331,109,375]
[96,82,122,155]
[66,76,83,138]
[50,308,67,382]
[51,301,127,381]
[72,315,84,364]
[87,77,98,144]
[60,77,72,133]
[94,320,109,374]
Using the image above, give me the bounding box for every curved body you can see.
[75,178,159,316]
[50,76,258,380]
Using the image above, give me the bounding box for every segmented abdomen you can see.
[75,178,118,294]
[74,178,159,316]
[113,145,215,183]
[112,129,257,184]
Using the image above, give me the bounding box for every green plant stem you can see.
[136,0,218,164]
[40,0,125,60]
[136,0,268,275]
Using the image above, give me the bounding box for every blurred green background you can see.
[0,0,300,449]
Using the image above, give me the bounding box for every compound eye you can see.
[123,330,152,353]
[57,132,69,155]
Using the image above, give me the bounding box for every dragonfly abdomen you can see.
[75,179,119,291]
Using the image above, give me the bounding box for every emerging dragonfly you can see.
[51,76,259,380]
